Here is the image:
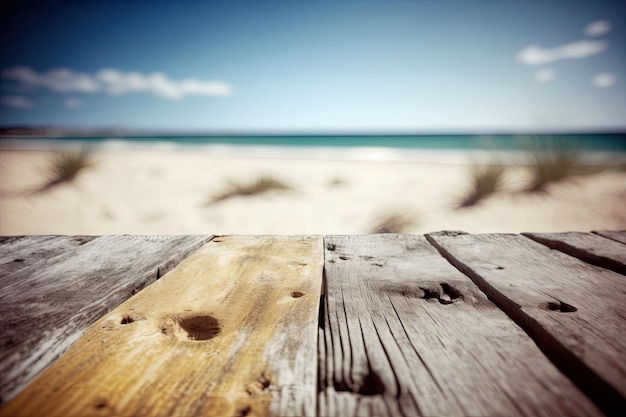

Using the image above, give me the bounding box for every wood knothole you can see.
[357,368,386,396]
[177,315,221,341]
[334,368,386,396]
[421,282,463,305]
[291,291,305,298]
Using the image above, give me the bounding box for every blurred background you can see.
[0,0,625,235]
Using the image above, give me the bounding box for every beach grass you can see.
[458,163,506,208]
[521,137,582,191]
[370,211,416,234]
[208,175,292,204]
[35,148,93,193]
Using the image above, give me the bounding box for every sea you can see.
[2,133,625,164]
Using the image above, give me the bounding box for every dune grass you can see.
[519,137,583,192]
[35,148,93,193]
[207,175,292,204]
[369,211,416,234]
[458,163,506,208]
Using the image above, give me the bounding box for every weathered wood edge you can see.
[0,235,97,279]
[593,230,626,245]
[0,234,214,404]
[523,232,626,275]
[425,231,626,417]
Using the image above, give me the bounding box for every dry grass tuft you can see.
[458,164,506,208]
[208,175,292,204]
[34,148,93,193]
[521,137,582,192]
[369,212,416,234]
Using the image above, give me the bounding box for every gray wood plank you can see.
[319,234,601,417]
[427,231,626,417]
[0,235,96,279]
[0,234,213,404]
[0,235,324,417]
[523,232,626,275]
[593,230,626,245]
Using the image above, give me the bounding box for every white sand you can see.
[1,148,625,235]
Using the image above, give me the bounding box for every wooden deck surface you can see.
[0,232,624,416]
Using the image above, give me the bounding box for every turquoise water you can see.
[4,133,625,152]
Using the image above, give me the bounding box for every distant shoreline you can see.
[1,133,625,150]
[1,137,624,165]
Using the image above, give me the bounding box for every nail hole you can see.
[440,283,463,301]
[541,301,577,313]
[246,374,271,395]
[291,291,305,298]
[237,406,252,417]
[178,315,221,340]
[95,400,107,409]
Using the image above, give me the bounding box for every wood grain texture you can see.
[0,235,324,417]
[524,231,626,275]
[0,235,96,279]
[593,230,626,245]
[0,234,211,404]
[427,231,626,416]
[319,234,600,417]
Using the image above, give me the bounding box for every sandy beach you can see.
[1,146,625,236]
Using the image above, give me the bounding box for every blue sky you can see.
[0,0,624,133]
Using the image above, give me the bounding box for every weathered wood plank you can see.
[0,235,96,278]
[0,235,324,417]
[426,231,626,416]
[523,232,626,275]
[319,234,601,417]
[0,234,212,404]
[593,230,626,245]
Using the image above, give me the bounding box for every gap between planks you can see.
[426,231,626,417]
[318,234,601,417]
[0,234,213,404]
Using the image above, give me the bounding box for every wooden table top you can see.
[0,232,624,417]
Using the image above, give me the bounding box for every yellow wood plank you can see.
[0,235,324,417]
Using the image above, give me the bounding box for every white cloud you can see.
[592,73,616,87]
[534,69,554,82]
[1,95,34,108]
[2,67,99,93]
[584,20,612,37]
[516,40,607,65]
[64,97,82,108]
[2,67,232,100]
